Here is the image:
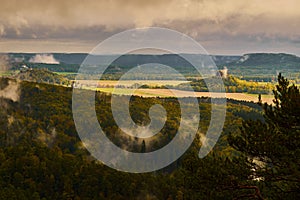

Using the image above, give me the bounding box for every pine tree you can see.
[229,73,300,199]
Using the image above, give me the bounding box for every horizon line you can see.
[1,51,299,57]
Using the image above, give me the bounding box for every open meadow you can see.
[76,80,190,87]
[89,87,274,104]
[76,80,274,104]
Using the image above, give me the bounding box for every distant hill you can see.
[8,53,240,66]
[8,53,240,75]
[228,53,300,66]
[5,53,300,82]
[225,53,300,81]
[212,55,240,66]
[8,53,87,65]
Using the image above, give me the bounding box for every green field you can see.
[0,70,16,76]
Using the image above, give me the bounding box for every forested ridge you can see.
[0,75,299,199]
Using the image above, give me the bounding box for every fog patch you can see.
[0,54,9,71]
[37,128,57,147]
[0,79,20,102]
[29,54,59,64]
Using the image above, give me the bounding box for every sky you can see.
[0,0,300,55]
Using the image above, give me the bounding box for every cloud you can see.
[0,0,299,34]
[29,54,59,64]
[0,25,5,36]
[0,0,299,54]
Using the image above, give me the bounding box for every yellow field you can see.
[76,80,189,87]
[92,87,274,104]
[76,79,274,104]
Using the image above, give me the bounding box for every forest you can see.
[0,74,299,199]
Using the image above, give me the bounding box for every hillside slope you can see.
[13,68,70,85]
[225,53,300,81]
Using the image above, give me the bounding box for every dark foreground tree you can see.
[229,74,300,199]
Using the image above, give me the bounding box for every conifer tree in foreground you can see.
[229,74,300,199]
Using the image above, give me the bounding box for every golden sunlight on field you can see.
[76,80,189,87]
[75,80,274,104]
[94,88,274,104]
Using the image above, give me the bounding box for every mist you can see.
[29,54,59,64]
[0,79,20,102]
[0,54,9,71]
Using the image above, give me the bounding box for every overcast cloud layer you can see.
[0,0,300,55]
